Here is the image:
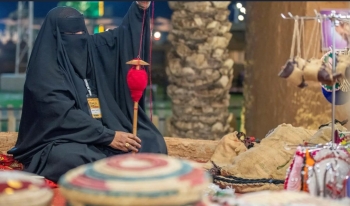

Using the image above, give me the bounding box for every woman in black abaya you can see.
[8,1,167,183]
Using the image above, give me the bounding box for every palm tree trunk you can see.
[166,1,234,140]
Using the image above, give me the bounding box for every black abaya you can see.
[8,2,167,183]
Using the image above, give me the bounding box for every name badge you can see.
[87,98,102,119]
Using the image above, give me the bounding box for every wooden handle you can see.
[132,65,140,154]
[132,102,138,154]
[132,102,138,136]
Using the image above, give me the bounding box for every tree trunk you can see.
[166,1,234,140]
[244,1,350,139]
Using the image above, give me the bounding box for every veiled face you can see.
[55,7,87,33]
[53,7,90,78]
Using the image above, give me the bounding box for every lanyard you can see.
[83,79,92,97]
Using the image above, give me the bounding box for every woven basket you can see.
[0,132,18,154]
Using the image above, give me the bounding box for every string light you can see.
[240,7,246,14]
[154,31,161,41]
[234,2,246,22]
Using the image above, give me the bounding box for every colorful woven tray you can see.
[0,170,53,206]
[59,153,211,206]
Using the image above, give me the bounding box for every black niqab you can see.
[8,3,167,182]
[58,8,89,79]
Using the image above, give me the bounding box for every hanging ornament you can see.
[321,52,350,105]
[279,17,307,88]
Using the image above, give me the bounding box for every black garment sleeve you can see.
[93,2,148,48]
[91,1,150,111]
[36,88,115,146]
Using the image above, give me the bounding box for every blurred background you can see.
[0,1,246,135]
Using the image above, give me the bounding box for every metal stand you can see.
[0,1,34,93]
[14,1,23,74]
[281,10,350,147]
[330,11,336,148]
[14,1,34,74]
[28,1,33,63]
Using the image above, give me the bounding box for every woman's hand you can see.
[136,1,151,10]
[109,131,142,152]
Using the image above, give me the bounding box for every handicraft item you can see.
[321,52,350,105]
[278,10,350,201]
[58,153,212,206]
[208,122,347,193]
[126,1,155,153]
[0,170,53,206]
[279,16,341,87]
[211,124,317,193]
[278,17,307,88]
[284,128,350,199]
[235,190,350,206]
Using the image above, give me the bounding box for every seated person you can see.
[8,1,167,183]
